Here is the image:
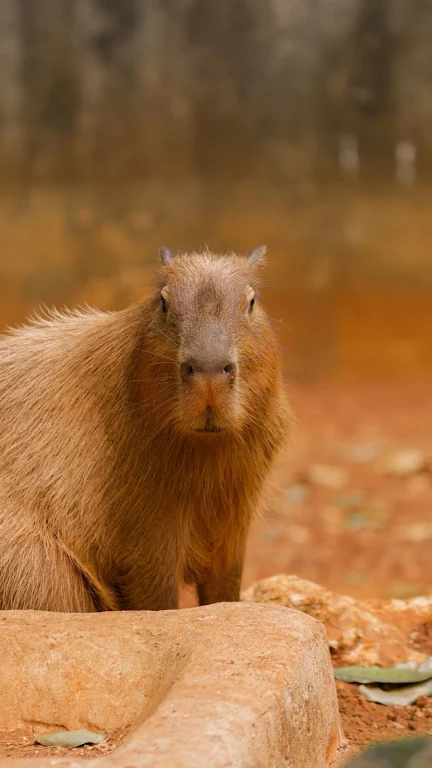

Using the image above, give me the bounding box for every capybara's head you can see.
[146,247,282,436]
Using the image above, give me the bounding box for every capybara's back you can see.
[0,247,291,612]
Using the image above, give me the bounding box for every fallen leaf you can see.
[345,512,370,531]
[387,581,423,599]
[344,505,389,531]
[344,736,432,766]
[334,661,432,685]
[35,729,107,748]
[359,678,432,706]
[261,524,281,541]
[336,490,368,508]
[285,484,310,503]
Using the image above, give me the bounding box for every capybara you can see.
[0,246,291,611]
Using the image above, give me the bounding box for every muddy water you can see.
[0,181,431,382]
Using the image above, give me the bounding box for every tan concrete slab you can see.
[0,602,342,767]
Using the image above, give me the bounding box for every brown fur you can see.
[0,248,291,612]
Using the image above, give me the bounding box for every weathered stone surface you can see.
[243,575,432,666]
[0,602,342,768]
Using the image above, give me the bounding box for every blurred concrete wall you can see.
[0,0,431,380]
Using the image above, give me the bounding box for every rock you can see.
[243,575,432,667]
[376,448,428,476]
[343,736,432,767]
[394,522,432,542]
[0,602,342,768]
[306,464,348,489]
[336,443,381,464]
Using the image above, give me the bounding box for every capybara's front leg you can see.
[197,558,243,605]
[117,558,179,611]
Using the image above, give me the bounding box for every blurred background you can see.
[0,0,431,600]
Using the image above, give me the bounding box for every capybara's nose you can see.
[180,357,237,380]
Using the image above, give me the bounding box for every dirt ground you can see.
[336,681,432,753]
[0,381,431,761]
[244,380,432,600]
[244,380,432,758]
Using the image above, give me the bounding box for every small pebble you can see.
[306,464,348,490]
[395,523,432,542]
[338,442,381,463]
[377,448,427,477]
[416,697,430,708]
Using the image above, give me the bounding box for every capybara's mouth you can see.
[195,426,224,434]
[193,406,225,434]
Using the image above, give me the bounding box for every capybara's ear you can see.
[246,245,267,268]
[159,246,174,265]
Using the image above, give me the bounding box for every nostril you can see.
[180,361,195,380]
[181,359,236,378]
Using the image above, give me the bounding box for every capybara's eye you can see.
[160,286,169,313]
[246,286,255,315]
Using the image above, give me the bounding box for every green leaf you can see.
[34,729,107,748]
[334,662,432,685]
[344,736,432,766]
[387,581,423,599]
[336,490,368,508]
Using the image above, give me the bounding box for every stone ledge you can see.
[0,602,342,767]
